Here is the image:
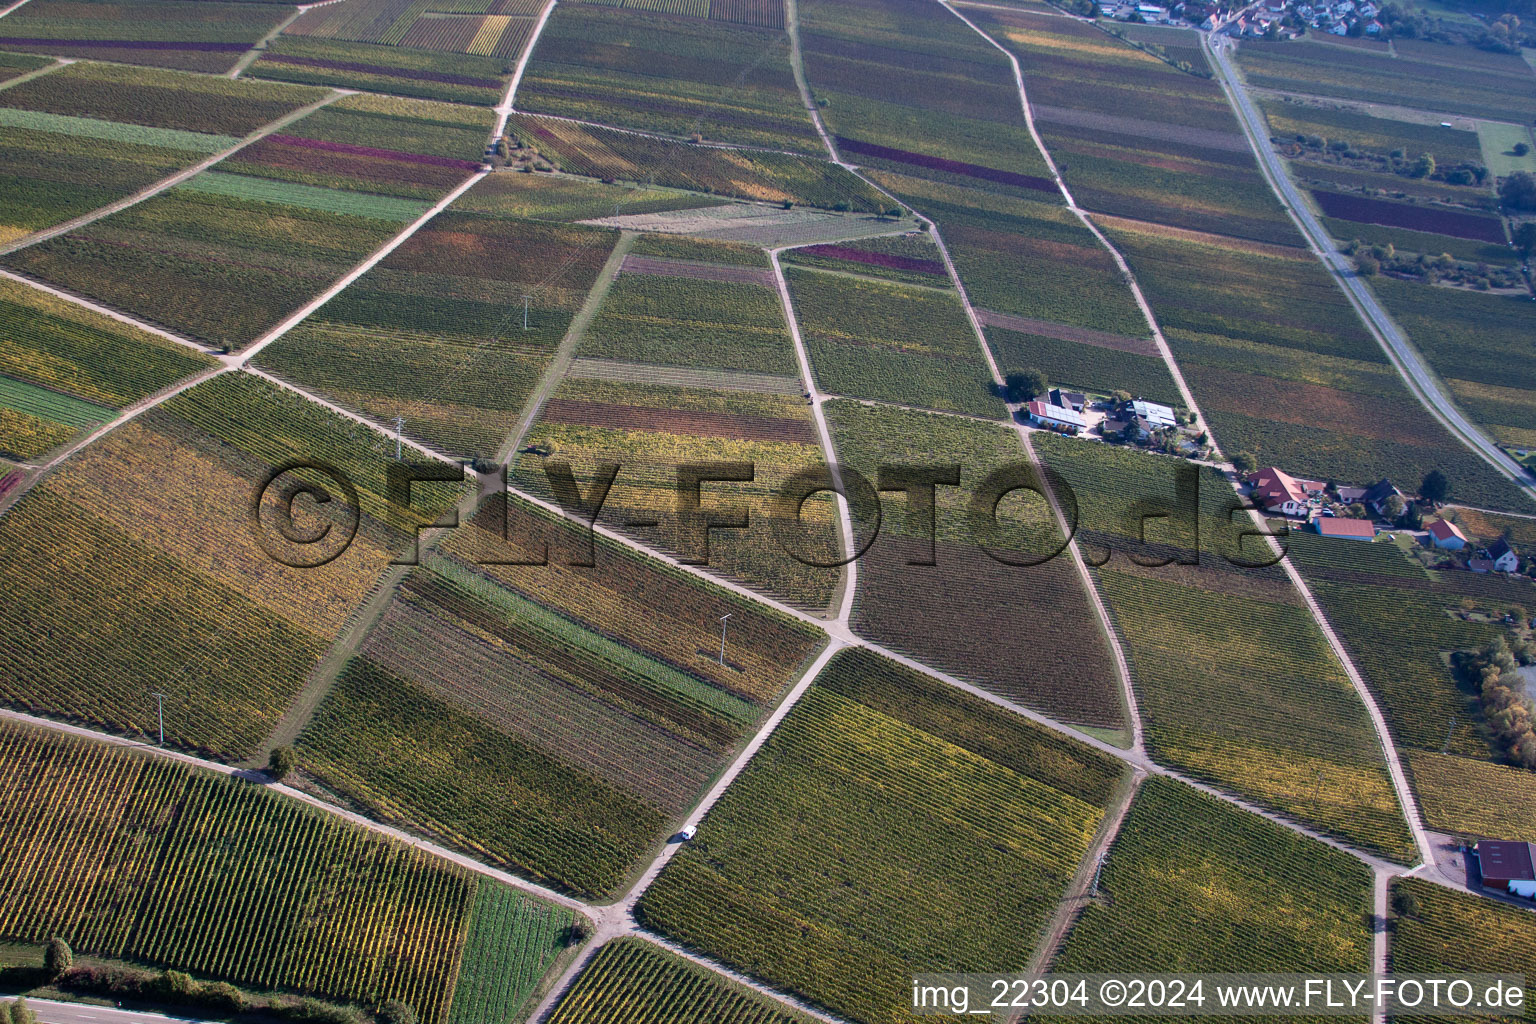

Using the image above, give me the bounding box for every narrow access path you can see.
[228,6,308,78]
[945,0,1431,862]
[240,170,487,364]
[769,247,860,624]
[0,91,345,258]
[1204,34,1536,505]
[28,996,214,1024]
[0,56,68,91]
[1027,769,1146,976]
[0,0,37,17]
[492,0,559,140]
[1372,868,1391,1024]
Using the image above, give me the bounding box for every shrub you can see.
[44,937,72,977]
[267,745,297,780]
[377,1001,416,1024]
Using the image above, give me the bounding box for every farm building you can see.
[1130,400,1177,429]
[1315,517,1375,541]
[1027,401,1088,434]
[1426,519,1468,550]
[1360,479,1403,517]
[1247,466,1324,517]
[1474,840,1536,897]
[1336,485,1368,504]
[1049,388,1088,412]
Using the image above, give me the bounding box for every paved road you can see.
[1204,35,1536,506]
[26,998,210,1024]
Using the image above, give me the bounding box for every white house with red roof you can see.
[1246,466,1325,517]
[1426,518,1468,550]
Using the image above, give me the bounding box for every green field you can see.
[1478,120,1536,177]
[640,646,1125,1024]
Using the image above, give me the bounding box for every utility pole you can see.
[152,692,165,746]
[392,416,405,460]
[719,613,732,666]
[1442,716,1457,754]
[1090,852,1107,898]
[522,295,530,331]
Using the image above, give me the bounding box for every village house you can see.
[1474,538,1521,574]
[1130,399,1177,430]
[1426,518,1468,550]
[1359,478,1402,518]
[1026,400,1088,435]
[1246,466,1325,517]
[1316,517,1376,541]
[1475,840,1536,898]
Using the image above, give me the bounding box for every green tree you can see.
[1421,469,1451,504]
[1410,153,1436,178]
[1391,887,1421,919]
[1231,451,1258,474]
[1383,494,1407,522]
[1002,368,1048,403]
[44,936,72,978]
[1513,222,1536,259]
[268,745,297,780]
[377,1002,416,1024]
[1514,142,1530,156]
[1500,170,1536,211]
[10,998,33,1024]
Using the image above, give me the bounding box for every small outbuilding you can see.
[1426,518,1468,550]
[1316,517,1375,540]
[1027,400,1088,434]
[1475,840,1536,898]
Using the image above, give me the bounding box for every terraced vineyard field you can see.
[1,167,430,351]
[549,939,815,1024]
[826,400,1124,729]
[517,3,820,152]
[222,93,494,201]
[785,265,1001,417]
[1237,37,1536,124]
[1033,434,1416,861]
[0,276,214,458]
[1055,777,1374,974]
[513,378,841,611]
[1389,879,1536,1021]
[1406,751,1536,842]
[0,0,296,73]
[509,114,886,211]
[781,232,949,288]
[259,199,619,458]
[0,720,572,1024]
[297,494,824,898]
[1283,530,1505,760]
[976,8,1298,246]
[799,0,1050,187]
[251,37,510,105]
[0,63,324,244]
[0,372,463,759]
[640,647,1125,1024]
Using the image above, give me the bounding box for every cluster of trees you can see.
[1346,239,1524,289]
[1461,636,1536,769]
[1500,171,1536,213]
[1289,133,1490,186]
[1372,3,1533,49]
[20,936,415,1024]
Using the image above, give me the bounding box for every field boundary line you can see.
[0,0,36,18]
[1203,34,1536,507]
[769,247,859,624]
[239,170,487,363]
[1028,768,1146,975]
[494,0,557,138]
[0,90,346,259]
[945,0,1433,862]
